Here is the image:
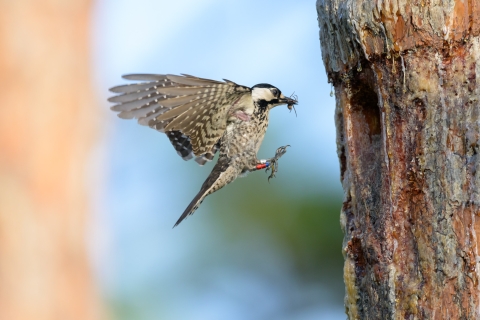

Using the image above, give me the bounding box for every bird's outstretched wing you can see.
[109,74,250,162]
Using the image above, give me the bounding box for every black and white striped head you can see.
[251,83,297,110]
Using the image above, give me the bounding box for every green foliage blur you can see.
[213,170,344,289]
[107,166,345,319]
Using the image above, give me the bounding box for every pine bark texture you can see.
[0,1,101,319]
[317,0,480,319]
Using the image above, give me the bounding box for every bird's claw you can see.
[266,145,290,182]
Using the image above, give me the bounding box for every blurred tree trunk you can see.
[0,1,102,320]
[317,0,480,319]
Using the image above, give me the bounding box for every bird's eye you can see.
[271,89,279,97]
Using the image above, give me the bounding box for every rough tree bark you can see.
[0,1,101,319]
[317,0,480,319]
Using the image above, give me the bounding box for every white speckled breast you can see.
[219,111,269,163]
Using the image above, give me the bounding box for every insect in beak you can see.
[287,93,298,117]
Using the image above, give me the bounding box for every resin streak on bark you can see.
[317,0,480,318]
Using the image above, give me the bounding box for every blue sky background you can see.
[91,1,345,319]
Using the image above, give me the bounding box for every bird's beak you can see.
[279,94,298,106]
[278,94,298,109]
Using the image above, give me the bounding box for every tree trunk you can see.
[317,0,480,319]
[0,1,101,319]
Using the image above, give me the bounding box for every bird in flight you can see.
[109,74,297,227]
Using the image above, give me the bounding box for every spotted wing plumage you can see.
[194,142,220,166]
[165,131,219,164]
[109,74,250,162]
[166,131,194,161]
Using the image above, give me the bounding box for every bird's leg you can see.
[265,145,290,182]
[252,145,290,181]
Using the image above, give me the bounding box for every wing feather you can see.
[122,74,169,81]
[138,110,167,126]
[157,96,212,121]
[195,142,220,166]
[155,94,198,108]
[110,81,161,93]
[109,73,250,161]
[110,95,162,112]
[166,131,194,161]
[117,103,159,119]
[108,88,163,103]
[167,74,224,86]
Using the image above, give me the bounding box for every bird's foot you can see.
[266,145,289,182]
[259,145,289,182]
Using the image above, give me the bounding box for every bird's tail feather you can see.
[173,157,234,228]
[173,190,207,228]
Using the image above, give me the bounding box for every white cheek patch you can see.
[252,88,273,101]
